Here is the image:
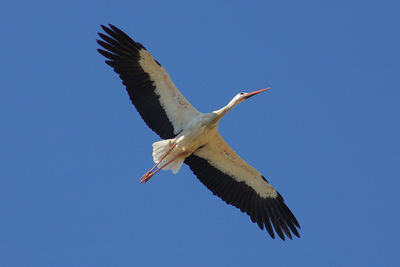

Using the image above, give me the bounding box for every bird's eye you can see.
[239,92,245,95]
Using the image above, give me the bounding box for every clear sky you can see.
[1,0,399,266]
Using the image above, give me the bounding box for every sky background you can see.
[1,0,400,266]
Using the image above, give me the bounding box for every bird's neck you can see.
[212,99,239,122]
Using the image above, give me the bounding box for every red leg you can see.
[140,154,179,183]
[140,143,177,183]
[140,151,184,184]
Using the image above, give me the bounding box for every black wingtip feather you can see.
[279,217,293,240]
[108,24,137,45]
[255,199,264,230]
[262,202,275,239]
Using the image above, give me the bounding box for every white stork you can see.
[97,24,300,240]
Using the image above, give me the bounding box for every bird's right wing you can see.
[97,24,201,139]
[184,133,300,240]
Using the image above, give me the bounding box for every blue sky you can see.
[1,0,399,266]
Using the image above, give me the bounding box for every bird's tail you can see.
[152,139,184,174]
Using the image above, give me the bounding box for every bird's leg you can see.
[140,152,185,183]
[146,143,177,174]
[140,142,177,183]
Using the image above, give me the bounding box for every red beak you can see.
[244,87,270,99]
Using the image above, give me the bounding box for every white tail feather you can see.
[152,139,184,174]
[160,156,184,174]
[152,139,173,163]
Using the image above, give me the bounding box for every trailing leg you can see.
[140,142,177,183]
[140,151,186,183]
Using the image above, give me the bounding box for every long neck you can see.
[212,98,240,123]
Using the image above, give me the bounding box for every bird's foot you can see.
[140,170,154,183]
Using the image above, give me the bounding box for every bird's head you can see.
[233,87,270,104]
[213,87,270,120]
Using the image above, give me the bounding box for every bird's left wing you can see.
[97,24,201,139]
[184,133,300,240]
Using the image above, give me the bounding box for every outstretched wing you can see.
[97,24,201,139]
[185,133,300,240]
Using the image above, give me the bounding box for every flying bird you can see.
[97,24,300,240]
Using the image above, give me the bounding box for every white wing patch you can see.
[194,133,278,198]
[138,50,201,134]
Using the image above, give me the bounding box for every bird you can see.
[97,24,300,240]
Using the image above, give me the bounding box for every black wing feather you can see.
[97,24,175,139]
